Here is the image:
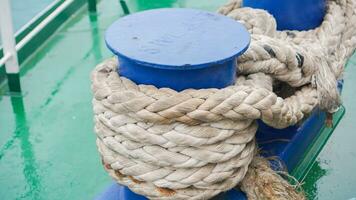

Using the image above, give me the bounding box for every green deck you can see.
[1,0,356,199]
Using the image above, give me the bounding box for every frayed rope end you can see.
[240,156,306,200]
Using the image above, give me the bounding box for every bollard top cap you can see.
[105,8,250,70]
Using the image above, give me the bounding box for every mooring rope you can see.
[91,0,356,199]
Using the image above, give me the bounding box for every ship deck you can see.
[0,0,356,199]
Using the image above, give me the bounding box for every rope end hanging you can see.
[313,52,342,114]
[240,156,305,200]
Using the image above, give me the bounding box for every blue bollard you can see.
[105,8,250,91]
[102,8,251,199]
[99,7,335,200]
[242,0,326,30]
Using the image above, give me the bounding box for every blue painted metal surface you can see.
[256,110,326,171]
[95,184,247,200]
[242,0,326,30]
[95,184,147,200]
[105,8,250,91]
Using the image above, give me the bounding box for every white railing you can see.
[15,0,73,51]
[0,0,75,92]
[0,0,20,74]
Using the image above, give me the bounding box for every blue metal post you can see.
[105,8,250,91]
[100,8,251,199]
[243,0,326,30]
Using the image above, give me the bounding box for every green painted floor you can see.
[0,0,355,199]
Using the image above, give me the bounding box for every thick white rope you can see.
[91,0,356,199]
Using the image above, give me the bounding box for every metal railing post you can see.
[119,0,130,15]
[0,0,21,92]
[88,0,97,12]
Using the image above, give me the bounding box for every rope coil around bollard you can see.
[91,0,356,199]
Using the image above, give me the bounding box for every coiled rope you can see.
[91,0,356,199]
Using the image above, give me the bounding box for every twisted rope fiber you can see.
[91,0,356,199]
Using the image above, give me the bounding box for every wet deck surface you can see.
[0,0,356,199]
